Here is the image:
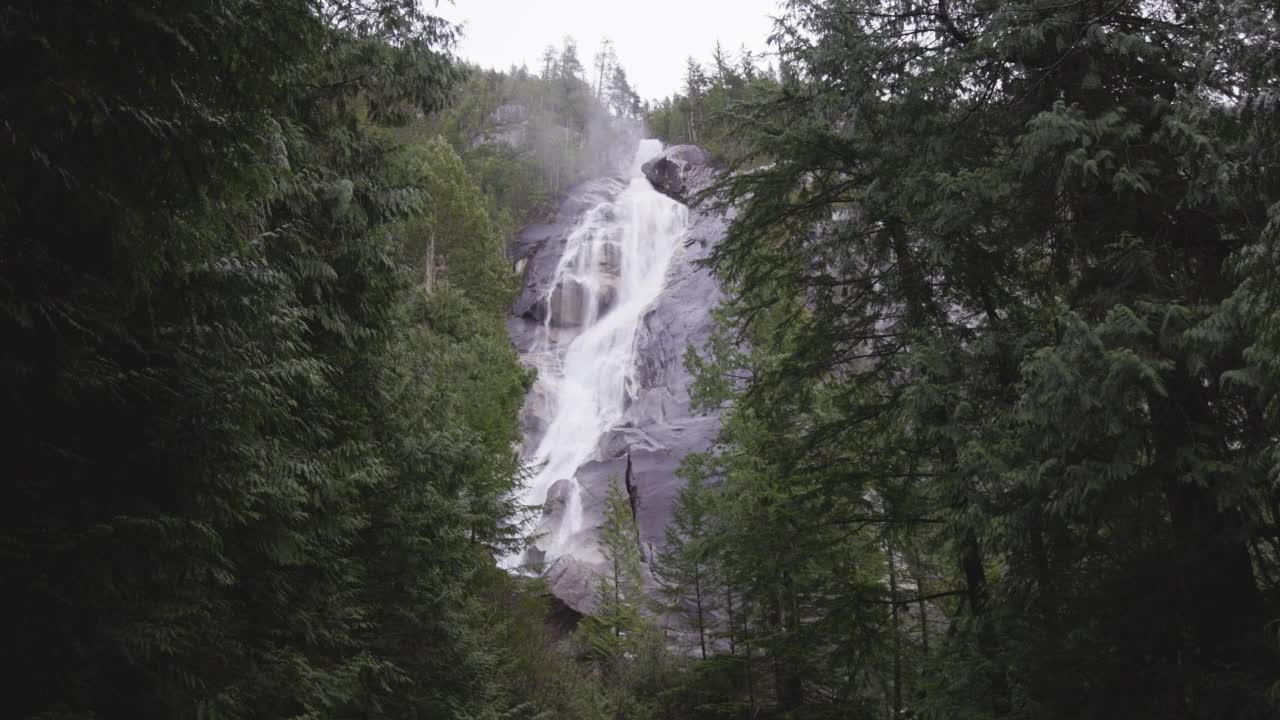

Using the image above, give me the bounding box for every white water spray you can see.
[518,139,687,564]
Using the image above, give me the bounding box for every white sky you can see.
[439,0,782,101]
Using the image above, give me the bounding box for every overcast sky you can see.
[439,0,782,101]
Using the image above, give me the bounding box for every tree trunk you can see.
[743,604,755,719]
[1156,372,1269,713]
[422,233,435,293]
[961,528,1009,716]
[694,562,707,660]
[914,568,929,656]
[888,536,902,718]
[726,587,737,656]
[613,558,622,639]
[773,575,803,710]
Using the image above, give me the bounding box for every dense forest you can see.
[649,1,1280,717]
[2,1,1278,719]
[0,2,608,717]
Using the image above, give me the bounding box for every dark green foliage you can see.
[646,49,779,161]
[654,477,721,661]
[564,476,680,720]
[662,1,1280,718]
[0,2,541,718]
[580,476,650,666]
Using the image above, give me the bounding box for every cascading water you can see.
[517,139,687,565]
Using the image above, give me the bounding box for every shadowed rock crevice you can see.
[623,451,647,564]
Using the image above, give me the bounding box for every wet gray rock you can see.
[631,208,727,402]
[641,145,717,204]
[545,554,599,615]
[506,315,572,358]
[596,426,664,461]
[489,103,529,126]
[543,477,571,515]
[547,275,618,327]
[509,176,627,327]
[508,145,727,612]
[612,185,729,566]
[517,380,551,449]
[625,448,685,563]
[567,455,625,525]
[599,237,622,275]
[470,103,531,150]
[566,451,672,567]
[538,477,576,540]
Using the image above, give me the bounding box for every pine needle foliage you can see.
[0,2,538,718]
[669,1,1280,718]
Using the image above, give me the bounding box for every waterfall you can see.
[518,138,687,565]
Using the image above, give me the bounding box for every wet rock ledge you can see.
[640,144,718,204]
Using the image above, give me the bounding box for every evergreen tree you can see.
[682,57,708,144]
[593,38,617,100]
[558,36,585,80]
[711,41,739,91]
[541,44,559,80]
[646,49,776,159]
[608,65,642,119]
[653,477,720,660]
[0,2,550,718]
[581,475,649,667]
[575,476,679,720]
[672,0,1280,718]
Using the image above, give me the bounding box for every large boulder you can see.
[540,478,574,531]
[568,449,674,567]
[641,145,717,204]
[545,554,599,615]
[596,426,664,460]
[546,274,619,327]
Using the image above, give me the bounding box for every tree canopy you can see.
[655,0,1280,718]
[0,2,534,717]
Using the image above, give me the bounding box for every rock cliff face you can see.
[470,103,530,149]
[505,142,724,613]
[509,177,628,329]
